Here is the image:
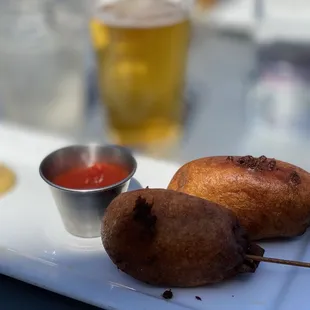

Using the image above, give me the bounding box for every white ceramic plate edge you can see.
[0,246,192,310]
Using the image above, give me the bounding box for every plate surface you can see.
[0,122,310,310]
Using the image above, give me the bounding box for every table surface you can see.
[0,275,101,310]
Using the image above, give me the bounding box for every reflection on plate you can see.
[0,163,16,197]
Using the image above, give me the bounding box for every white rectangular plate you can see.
[0,122,309,310]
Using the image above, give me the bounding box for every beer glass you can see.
[89,0,191,156]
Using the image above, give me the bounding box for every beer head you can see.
[95,0,189,28]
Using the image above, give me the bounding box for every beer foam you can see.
[95,0,188,28]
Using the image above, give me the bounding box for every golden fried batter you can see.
[168,155,310,240]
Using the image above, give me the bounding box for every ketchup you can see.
[53,163,129,190]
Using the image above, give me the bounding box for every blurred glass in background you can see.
[0,0,88,137]
[89,0,192,158]
[244,0,310,168]
[195,0,217,10]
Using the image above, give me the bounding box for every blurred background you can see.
[1,0,310,168]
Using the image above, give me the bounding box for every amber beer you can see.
[90,0,190,153]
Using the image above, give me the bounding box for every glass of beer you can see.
[89,0,191,157]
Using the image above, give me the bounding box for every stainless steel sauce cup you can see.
[39,144,137,238]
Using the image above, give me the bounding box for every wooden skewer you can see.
[246,254,310,268]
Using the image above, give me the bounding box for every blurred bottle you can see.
[0,0,88,137]
[196,0,217,9]
[243,0,310,167]
[247,0,310,139]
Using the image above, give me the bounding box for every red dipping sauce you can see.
[53,163,129,190]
